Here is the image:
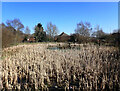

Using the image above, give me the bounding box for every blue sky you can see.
[2,2,118,35]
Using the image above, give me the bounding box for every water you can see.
[47,47,60,50]
[47,46,80,50]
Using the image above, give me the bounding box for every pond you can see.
[47,46,80,50]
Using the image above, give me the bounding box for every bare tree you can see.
[1,23,16,48]
[75,21,92,37]
[25,26,31,34]
[92,25,105,38]
[6,19,24,44]
[113,29,120,33]
[46,22,58,38]
[6,18,24,31]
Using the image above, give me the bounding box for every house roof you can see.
[59,32,69,37]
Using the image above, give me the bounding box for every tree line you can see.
[1,18,120,48]
[1,18,59,48]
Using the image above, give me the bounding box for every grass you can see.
[1,43,120,90]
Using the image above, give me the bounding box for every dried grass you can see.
[1,43,120,90]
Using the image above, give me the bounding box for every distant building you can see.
[27,37,35,42]
[22,34,36,43]
[54,32,70,42]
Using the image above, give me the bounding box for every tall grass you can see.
[1,43,120,90]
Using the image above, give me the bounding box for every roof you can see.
[59,32,69,37]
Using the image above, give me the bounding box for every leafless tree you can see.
[75,21,92,37]
[1,23,16,48]
[6,19,24,45]
[6,18,24,31]
[92,25,105,38]
[46,22,58,38]
[113,29,120,33]
[25,26,30,34]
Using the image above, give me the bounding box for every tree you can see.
[25,26,30,34]
[6,18,24,31]
[75,21,92,37]
[22,26,31,42]
[34,23,46,42]
[92,25,105,38]
[0,23,6,29]
[69,33,79,43]
[6,19,24,44]
[46,22,58,41]
[113,29,120,33]
[113,29,120,50]
[1,23,16,48]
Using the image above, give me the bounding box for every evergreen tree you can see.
[34,23,46,42]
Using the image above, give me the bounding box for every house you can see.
[54,32,70,42]
[27,37,35,42]
[22,34,36,43]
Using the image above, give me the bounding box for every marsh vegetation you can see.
[1,43,120,90]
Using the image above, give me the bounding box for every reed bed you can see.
[1,43,120,90]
